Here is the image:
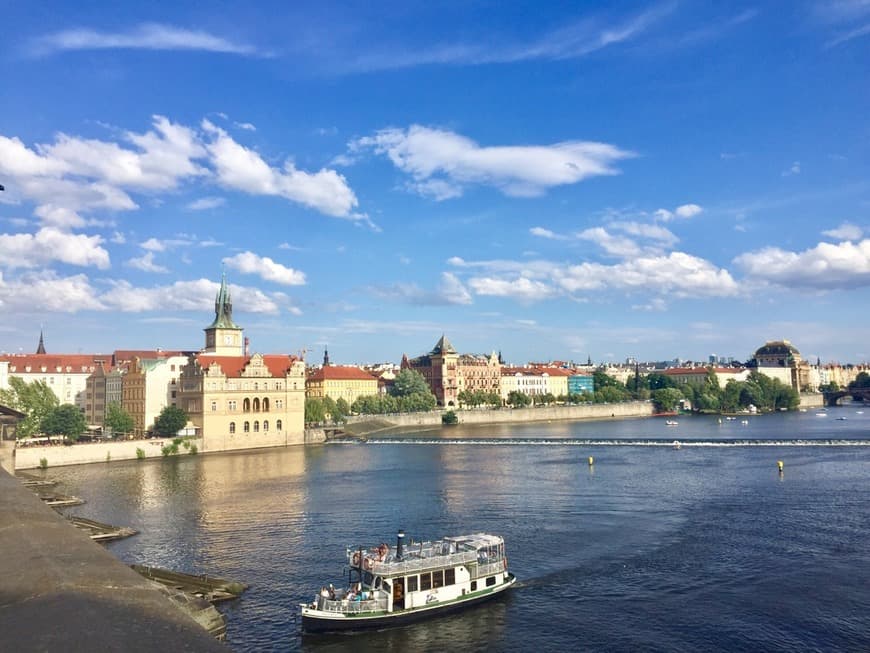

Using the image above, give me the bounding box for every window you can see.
[432,570,444,588]
[243,398,251,412]
[244,421,250,433]
[275,399,283,409]
[228,400,237,411]
[253,397,260,412]
[229,422,235,434]
[444,568,455,586]
[486,576,496,587]
[407,575,418,592]
[276,419,282,431]
[470,581,477,591]
[420,573,431,591]
[263,398,270,412]
[211,401,217,412]
[263,420,269,431]
[253,421,259,432]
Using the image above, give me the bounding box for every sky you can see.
[0,1,869,366]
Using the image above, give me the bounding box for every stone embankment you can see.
[0,467,225,652]
[13,436,205,471]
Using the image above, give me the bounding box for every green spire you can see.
[208,271,240,329]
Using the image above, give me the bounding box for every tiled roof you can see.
[195,354,299,378]
[307,366,378,382]
[0,353,105,373]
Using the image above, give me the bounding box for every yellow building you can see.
[306,364,378,406]
[176,274,306,452]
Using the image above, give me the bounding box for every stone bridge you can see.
[823,387,870,406]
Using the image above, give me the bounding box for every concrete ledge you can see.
[0,468,225,652]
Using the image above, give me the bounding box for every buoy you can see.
[777,460,784,472]
[588,456,594,466]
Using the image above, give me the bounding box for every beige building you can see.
[662,366,751,388]
[402,335,501,407]
[500,367,571,402]
[306,364,378,406]
[0,353,103,409]
[176,274,306,452]
[121,354,190,436]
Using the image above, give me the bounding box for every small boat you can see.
[836,417,848,421]
[665,420,678,426]
[300,530,516,633]
[672,440,681,450]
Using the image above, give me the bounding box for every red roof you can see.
[307,366,378,382]
[0,353,105,373]
[194,354,299,378]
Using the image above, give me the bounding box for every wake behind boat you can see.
[300,530,515,633]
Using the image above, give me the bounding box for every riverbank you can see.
[0,467,225,652]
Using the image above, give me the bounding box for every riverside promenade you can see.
[0,467,225,652]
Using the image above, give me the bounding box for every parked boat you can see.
[300,530,516,633]
[665,420,678,427]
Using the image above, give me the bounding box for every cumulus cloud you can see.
[351,125,634,199]
[822,222,863,241]
[28,23,262,57]
[367,272,472,306]
[187,196,226,211]
[0,228,110,269]
[202,120,361,219]
[655,203,703,222]
[734,239,870,290]
[223,251,306,286]
[468,276,557,301]
[127,251,168,273]
[530,226,568,240]
[100,278,282,313]
[578,227,641,258]
[0,271,105,312]
[782,161,801,176]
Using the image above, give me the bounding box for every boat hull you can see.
[302,574,516,634]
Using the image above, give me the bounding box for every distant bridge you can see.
[823,387,870,406]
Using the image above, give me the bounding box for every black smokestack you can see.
[396,529,405,561]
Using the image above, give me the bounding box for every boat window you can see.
[420,572,432,591]
[444,568,455,586]
[407,575,418,592]
[486,576,496,587]
[470,580,477,592]
[432,570,444,589]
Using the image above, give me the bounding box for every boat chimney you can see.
[396,529,405,561]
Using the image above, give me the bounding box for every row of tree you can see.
[0,377,188,440]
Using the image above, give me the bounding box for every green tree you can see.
[442,410,459,425]
[0,377,59,438]
[851,372,870,389]
[651,388,684,413]
[104,402,134,437]
[506,391,531,408]
[594,386,630,403]
[593,370,623,390]
[391,369,431,397]
[647,373,678,391]
[305,397,327,424]
[41,404,87,441]
[153,405,188,436]
[333,398,350,424]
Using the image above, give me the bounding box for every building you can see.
[401,335,501,407]
[306,363,379,407]
[122,354,191,437]
[176,274,306,452]
[567,374,594,395]
[500,367,571,402]
[752,340,805,391]
[662,366,751,388]
[0,353,104,409]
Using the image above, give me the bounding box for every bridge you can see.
[823,387,870,407]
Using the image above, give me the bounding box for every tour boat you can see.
[300,530,516,633]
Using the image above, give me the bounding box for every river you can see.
[47,406,870,651]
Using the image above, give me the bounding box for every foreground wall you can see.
[0,468,225,652]
[14,437,204,470]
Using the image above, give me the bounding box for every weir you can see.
[363,437,870,447]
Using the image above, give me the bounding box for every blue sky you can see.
[1,1,868,366]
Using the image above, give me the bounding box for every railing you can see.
[474,559,505,578]
[369,550,478,576]
[316,596,387,613]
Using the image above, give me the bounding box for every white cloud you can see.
[186,196,226,211]
[0,271,105,312]
[822,222,863,241]
[127,251,168,273]
[734,239,870,289]
[367,272,473,306]
[0,228,109,269]
[655,203,703,222]
[782,161,801,176]
[140,237,166,252]
[578,227,641,258]
[468,276,557,301]
[202,120,361,218]
[352,125,634,199]
[530,226,568,240]
[28,23,262,57]
[438,272,472,305]
[223,251,306,286]
[100,278,282,313]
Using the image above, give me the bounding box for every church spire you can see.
[208,271,240,329]
[323,346,330,367]
[36,328,46,354]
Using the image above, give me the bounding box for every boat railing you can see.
[371,550,479,575]
[316,596,387,613]
[474,559,505,578]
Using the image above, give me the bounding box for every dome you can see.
[754,340,800,359]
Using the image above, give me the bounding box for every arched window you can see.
[244,421,250,433]
[276,419,283,431]
[253,397,260,412]
[229,422,236,434]
[263,420,269,431]
[254,421,260,432]
[243,398,251,412]
[262,397,270,412]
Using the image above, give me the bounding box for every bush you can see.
[442,410,459,425]
[105,451,111,463]
[188,443,198,455]
[136,448,146,460]
[39,457,48,470]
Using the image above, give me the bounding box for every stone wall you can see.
[13,437,204,470]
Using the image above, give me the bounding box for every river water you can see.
[48,406,870,652]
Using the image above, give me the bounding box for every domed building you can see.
[752,340,813,391]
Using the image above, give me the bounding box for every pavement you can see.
[0,467,227,652]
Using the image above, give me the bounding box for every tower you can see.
[203,272,244,356]
[323,346,330,367]
[36,328,46,354]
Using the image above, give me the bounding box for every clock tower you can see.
[204,272,244,356]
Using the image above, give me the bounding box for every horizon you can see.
[1,2,869,365]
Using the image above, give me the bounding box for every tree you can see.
[506,391,531,408]
[104,402,135,437]
[0,377,59,438]
[647,373,678,391]
[442,410,459,425]
[651,388,684,413]
[41,404,87,441]
[305,397,327,424]
[851,372,870,389]
[153,405,188,436]
[391,369,431,397]
[333,398,350,424]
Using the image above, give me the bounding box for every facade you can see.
[84,361,109,427]
[567,374,594,395]
[402,336,502,407]
[500,367,571,402]
[0,353,103,409]
[306,364,379,406]
[122,354,191,436]
[752,340,805,390]
[175,274,306,452]
[662,366,751,388]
